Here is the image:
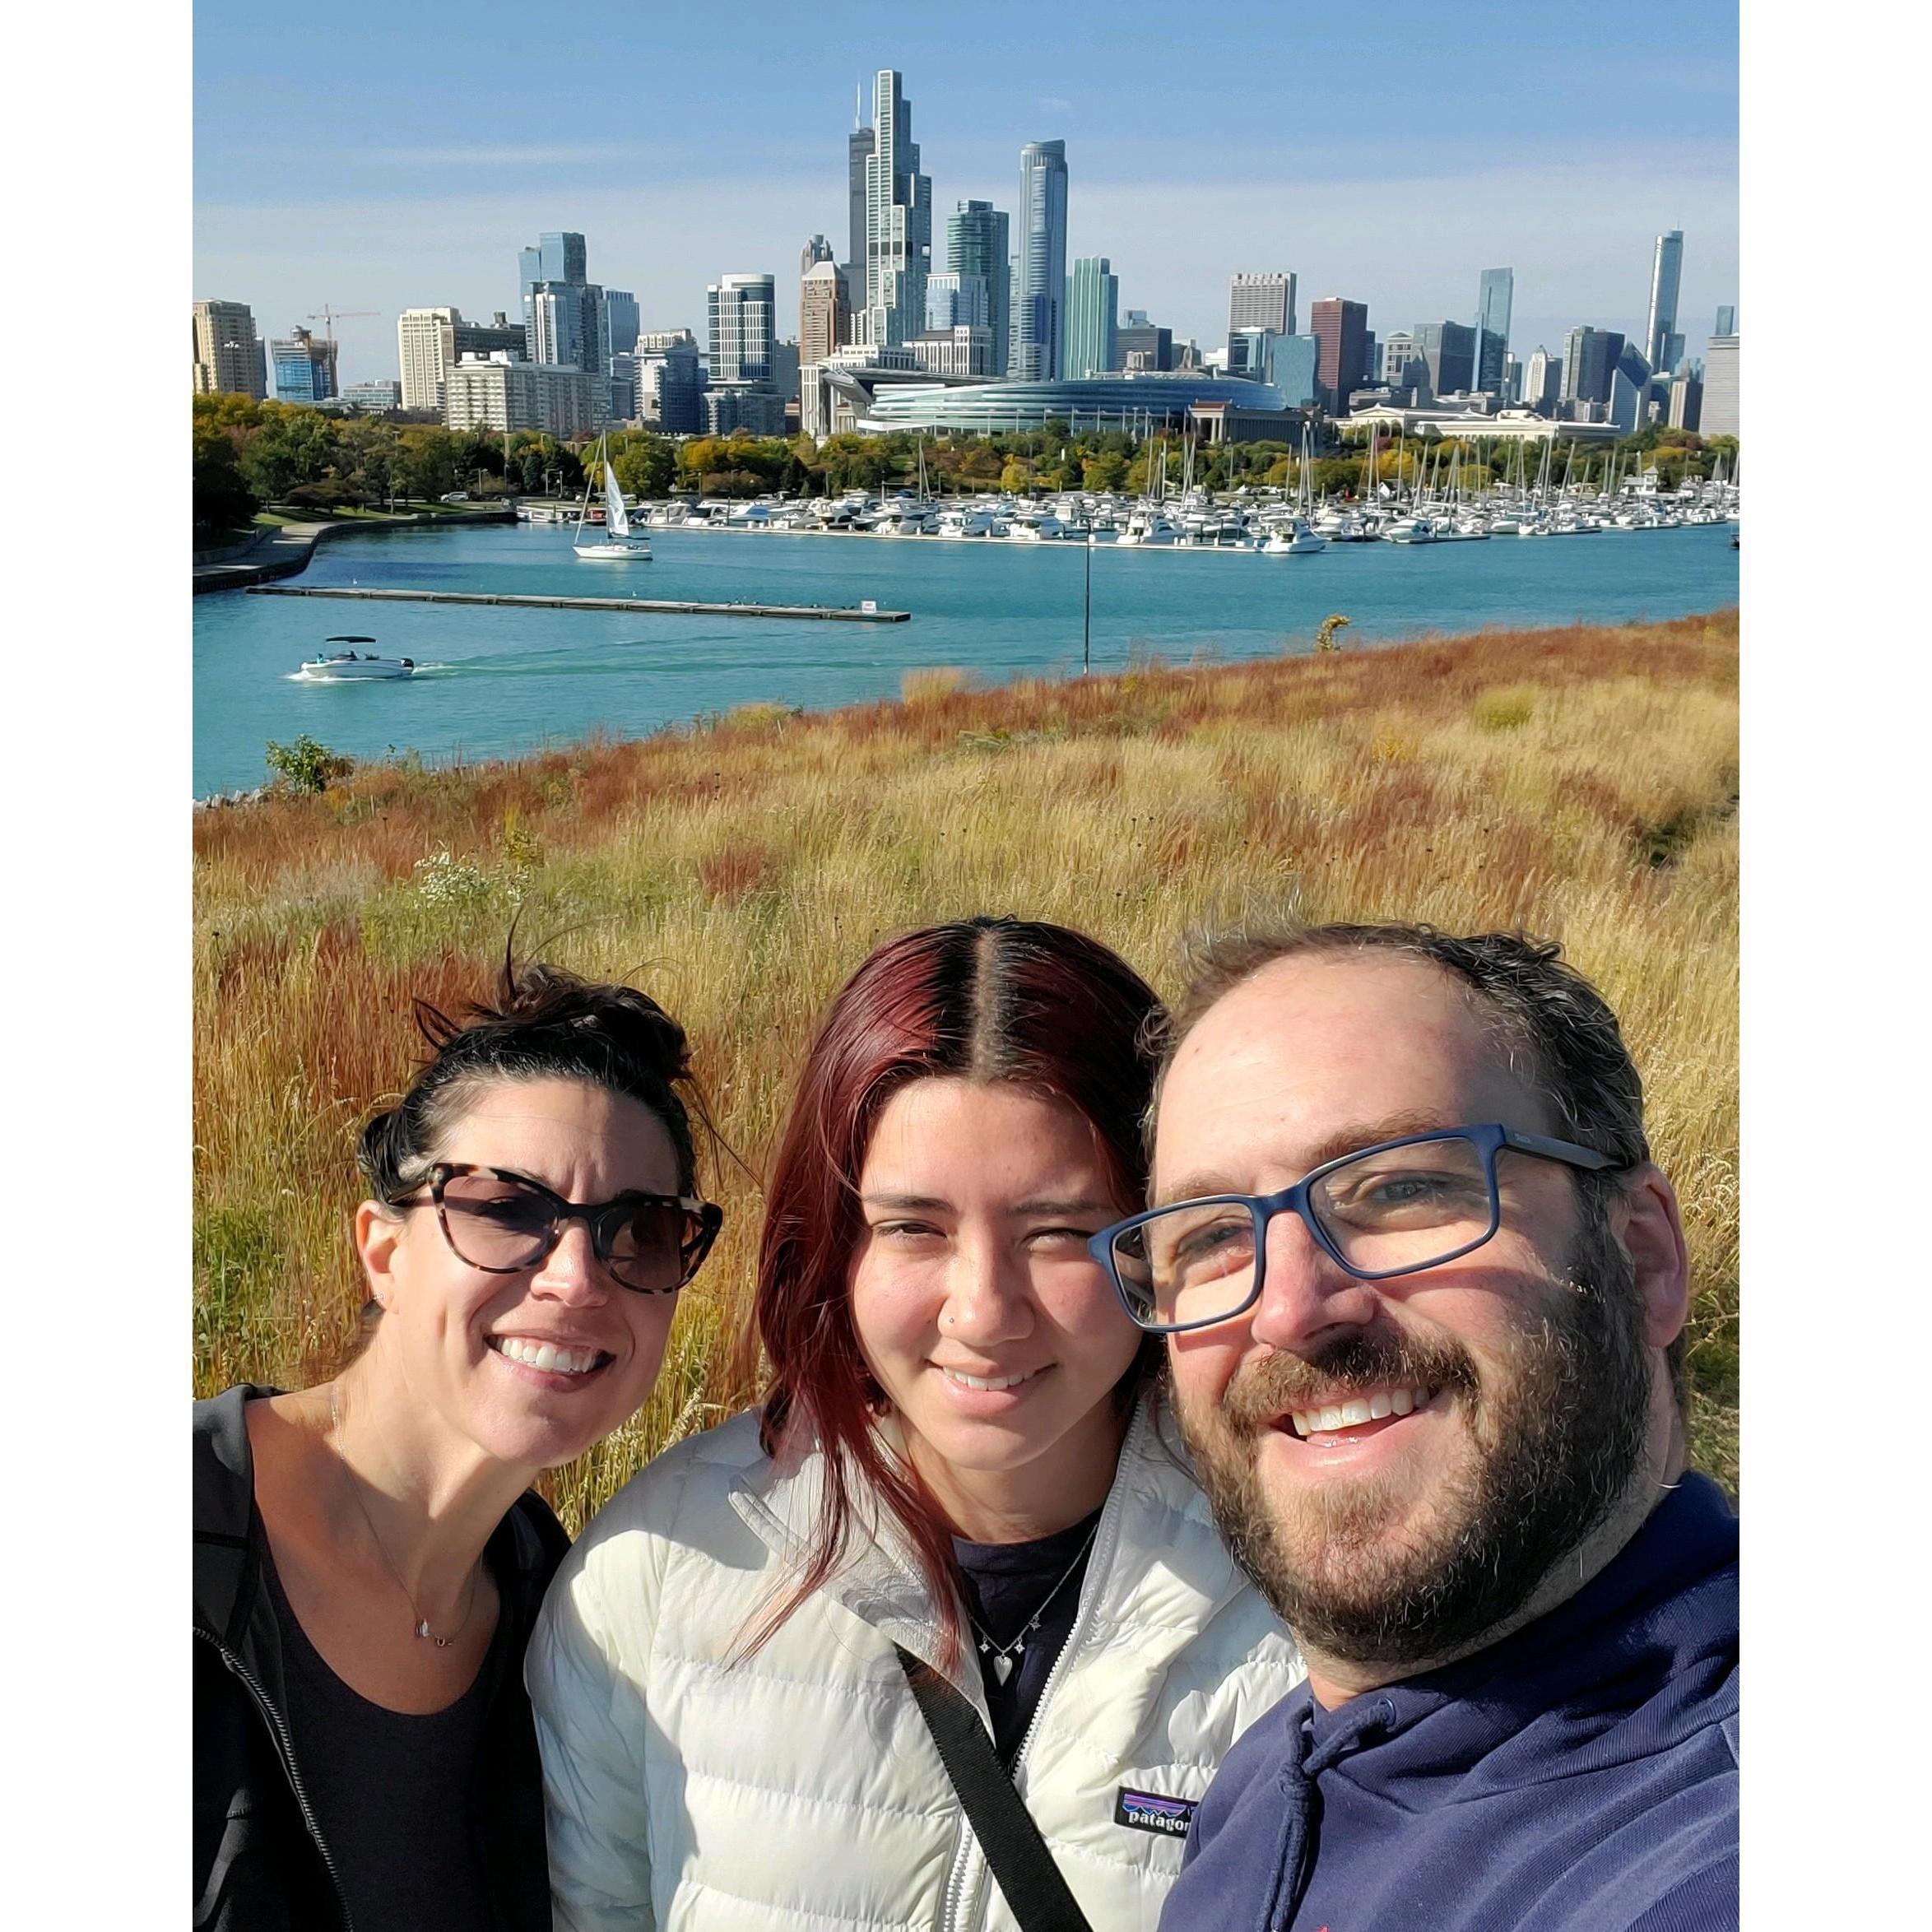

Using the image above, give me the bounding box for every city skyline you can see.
[193,2,1737,392]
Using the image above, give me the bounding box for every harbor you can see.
[193,514,1738,799]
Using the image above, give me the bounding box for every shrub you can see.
[264,735,354,794]
[411,848,495,908]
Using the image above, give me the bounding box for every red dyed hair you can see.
[746,916,1163,1661]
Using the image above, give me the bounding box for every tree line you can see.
[193,393,1739,534]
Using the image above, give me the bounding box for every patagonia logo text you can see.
[1113,1787,1198,1838]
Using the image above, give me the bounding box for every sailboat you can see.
[574,435,652,560]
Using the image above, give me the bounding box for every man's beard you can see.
[1174,1210,1654,1671]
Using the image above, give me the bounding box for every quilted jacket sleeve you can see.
[526,1512,662,1932]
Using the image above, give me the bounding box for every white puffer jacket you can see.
[527,1399,1304,1931]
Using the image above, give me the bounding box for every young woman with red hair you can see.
[527,917,1303,1930]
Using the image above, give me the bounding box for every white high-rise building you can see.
[1228,272,1295,341]
[397,308,459,412]
[193,300,265,397]
[1013,139,1068,379]
[1521,346,1559,414]
[708,273,777,387]
[862,69,931,349]
[444,355,599,436]
[1701,334,1739,438]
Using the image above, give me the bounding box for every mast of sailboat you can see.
[573,432,601,541]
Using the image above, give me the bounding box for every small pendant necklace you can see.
[327,1386,478,1648]
[966,1521,1099,1687]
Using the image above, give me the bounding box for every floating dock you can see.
[246,585,909,623]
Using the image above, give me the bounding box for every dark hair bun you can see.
[416,963,694,1086]
[360,959,703,1201]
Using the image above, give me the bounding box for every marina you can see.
[194,510,1739,800]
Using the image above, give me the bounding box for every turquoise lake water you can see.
[192,520,1738,798]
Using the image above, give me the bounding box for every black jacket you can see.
[193,1385,569,1931]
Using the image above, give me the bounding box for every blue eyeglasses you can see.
[1088,1123,1619,1334]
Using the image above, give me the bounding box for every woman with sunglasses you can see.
[528,917,1303,1931]
[194,963,722,1932]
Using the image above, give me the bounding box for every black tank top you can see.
[266,1553,502,1932]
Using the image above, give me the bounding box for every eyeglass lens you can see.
[1109,1134,1498,1326]
[438,1172,694,1291]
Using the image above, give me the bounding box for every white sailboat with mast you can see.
[574,434,652,560]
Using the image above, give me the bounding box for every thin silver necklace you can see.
[965,1521,1099,1686]
[326,1386,478,1648]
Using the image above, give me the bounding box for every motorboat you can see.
[295,637,415,680]
[1260,517,1327,555]
[1383,516,1439,545]
[935,506,997,538]
[1115,511,1182,547]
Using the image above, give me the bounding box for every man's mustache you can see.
[1219,1329,1479,1432]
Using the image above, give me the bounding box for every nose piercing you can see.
[941,1312,957,1328]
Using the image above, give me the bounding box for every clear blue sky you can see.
[194,0,1738,388]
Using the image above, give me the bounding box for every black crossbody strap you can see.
[894,1646,1094,1932]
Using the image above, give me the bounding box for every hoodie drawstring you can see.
[1261,1697,1398,1932]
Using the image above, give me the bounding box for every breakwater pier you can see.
[246,584,910,623]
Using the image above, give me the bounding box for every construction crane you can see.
[305,306,379,361]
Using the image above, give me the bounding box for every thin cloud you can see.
[1036,96,1073,111]
[364,143,666,166]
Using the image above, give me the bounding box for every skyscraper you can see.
[1667,369,1703,432]
[269,326,337,405]
[193,300,265,397]
[1228,272,1295,360]
[846,96,875,318]
[1561,326,1624,407]
[1264,335,1321,408]
[946,201,1010,377]
[529,284,604,375]
[397,308,460,412]
[1646,230,1684,373]
[862,69,931,349]
[1117,311,1173,371]
[602,290,639,361]
[1380,330,1423,391]
[708,273,777,386]
[801,234,834,278]
[799,259,848,370]
[1310,298,1368,414]
[1702,332,1739,438]
[1415,321,1477,397]
[925,274,989,331]
[1475,267,1513,391]
[1715,304,1736,337]
[1521,346,1558,413]
[518,230,597,370]
[1064,257,1119,378]
[518,232,587,320]
[1014,140,1068,379]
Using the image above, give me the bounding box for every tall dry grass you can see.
[194,611,1739,1526]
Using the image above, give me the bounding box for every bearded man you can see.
[1087,924,1737,1932]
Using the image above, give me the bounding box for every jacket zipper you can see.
[942,1476,1126,1932]
[196,1627,354,1932]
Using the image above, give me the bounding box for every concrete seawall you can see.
[192,509,517,595]
[248,584,911,622]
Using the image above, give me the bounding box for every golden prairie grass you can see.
[193,611,1740,1527]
